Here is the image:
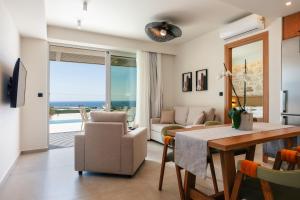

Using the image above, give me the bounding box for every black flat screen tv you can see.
[9,58,27,108]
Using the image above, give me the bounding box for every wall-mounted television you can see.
[8,58,27,108]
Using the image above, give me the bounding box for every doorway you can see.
[48,46,137,149]
[48,46,107,149]
[224,32,269,123]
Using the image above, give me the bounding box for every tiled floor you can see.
[0,142,269,200]
[49,132,81,149]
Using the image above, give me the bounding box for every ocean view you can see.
[49,101,136,109]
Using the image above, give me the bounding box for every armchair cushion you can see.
[90,111,127,134]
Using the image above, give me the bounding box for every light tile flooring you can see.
[0,142,270,200]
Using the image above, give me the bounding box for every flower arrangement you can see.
[218,60,253,129]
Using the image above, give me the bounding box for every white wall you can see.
[0,0,20,183]
[173,18,282,123]
[174,30,225,119]
[47,26,177,55]
[20,37,48,151]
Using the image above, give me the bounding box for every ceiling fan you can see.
[145,21,182,42]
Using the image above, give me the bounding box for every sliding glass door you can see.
[110,55,137,126]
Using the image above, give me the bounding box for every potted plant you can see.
[218,60,253,130]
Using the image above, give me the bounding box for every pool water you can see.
[49,119,82,124]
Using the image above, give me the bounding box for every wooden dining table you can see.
[168,124,300,200]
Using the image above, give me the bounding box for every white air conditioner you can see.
[219,14,265,40]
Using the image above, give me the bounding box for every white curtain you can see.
[150,53,162,117]
[135,51,151,138]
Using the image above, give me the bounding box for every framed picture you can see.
[182,72,192,92]
[196,69,208,91]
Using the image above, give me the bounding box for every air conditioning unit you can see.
[219,14,265,40]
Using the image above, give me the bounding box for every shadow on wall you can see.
[0,62,12,104]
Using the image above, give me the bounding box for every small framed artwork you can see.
[182,72,192,92]
[196,69,208,91]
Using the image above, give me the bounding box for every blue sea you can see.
[49,101,136,109]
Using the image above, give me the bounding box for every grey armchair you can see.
[75,111,147,176]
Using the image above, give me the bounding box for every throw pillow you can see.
[160,110,175,124]
[193,111,206,125]
[205,108,216,121]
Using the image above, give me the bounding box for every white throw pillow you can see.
[205,108,216,121]
[186,106,211,125]
[174,106,189,125]
[193,112,206,125]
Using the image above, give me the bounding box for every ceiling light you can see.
[160,29,167,37]
[286,1,292,6]
[77,19,82,29]
[145,22,182,42]
[83,1,88,11]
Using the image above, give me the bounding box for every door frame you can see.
[224,32,269,123]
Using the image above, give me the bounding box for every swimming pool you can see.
[49,119,82,124]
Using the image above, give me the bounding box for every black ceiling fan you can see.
[145,21,182,42]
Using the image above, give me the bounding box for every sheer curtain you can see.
[136,51,151,138]
[150,53,162,118]
[135,51,162,139]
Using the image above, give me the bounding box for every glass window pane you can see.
[49,61,106,133]
[110,56,137,126]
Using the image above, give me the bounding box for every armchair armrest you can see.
[121,128,147,174]
[151,118,161,124]
[74,134,85,171]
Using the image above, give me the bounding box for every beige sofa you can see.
[75,111,147,176]
[151,106,220,143]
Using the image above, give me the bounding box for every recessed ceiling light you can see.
[286,1,292,6]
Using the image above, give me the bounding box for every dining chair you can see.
[80,107,89,131]
[230,149,300,200]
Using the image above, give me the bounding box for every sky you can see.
[50,61,136,102]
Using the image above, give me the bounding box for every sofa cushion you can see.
[193,112,206,125]
[205,108,216,121]
[151,124,176,133]
[186,106,211,125]
[174,106,189,125]
[90,111,127,134]
[160,110,175,124]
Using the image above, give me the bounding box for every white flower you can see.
[225,70,232,77]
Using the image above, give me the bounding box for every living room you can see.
[1,0,300,199]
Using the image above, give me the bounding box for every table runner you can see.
[175,123,293,177]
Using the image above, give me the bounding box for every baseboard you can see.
[21,148,48,154]
[0,153,20,188]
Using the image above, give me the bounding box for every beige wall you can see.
[0,0,20,183]
[173,17,282,123]
[20,37,48,151]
